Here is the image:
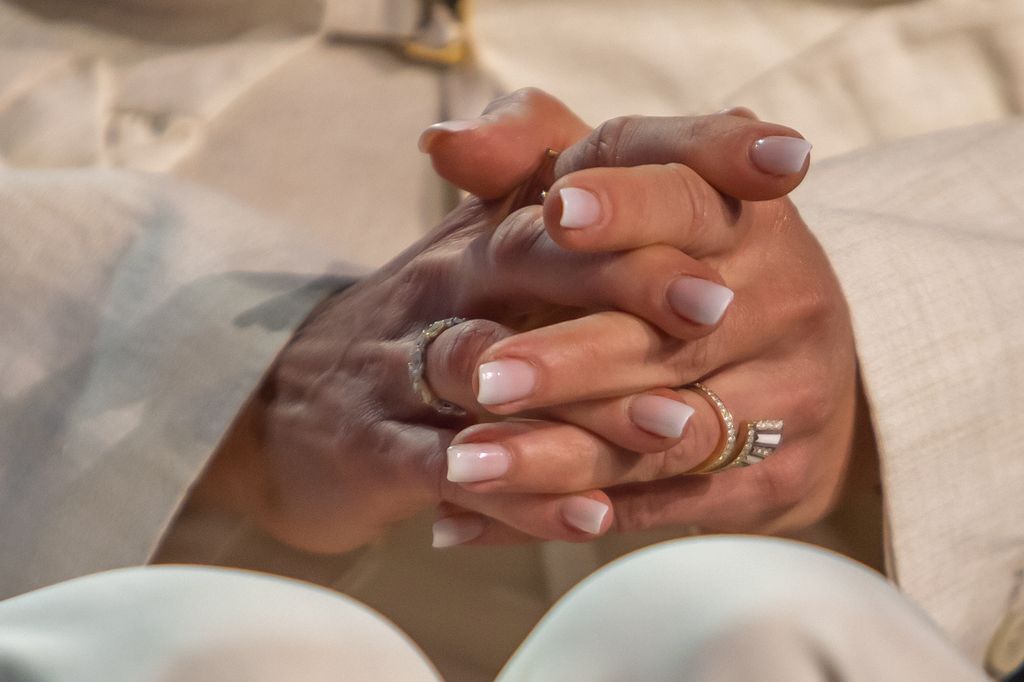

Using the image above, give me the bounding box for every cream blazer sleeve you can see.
[0,169,356,598]
[796,120,1024,663]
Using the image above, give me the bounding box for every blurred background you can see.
[1,0,1021,268]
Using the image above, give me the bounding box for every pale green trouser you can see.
[0,537,984,682]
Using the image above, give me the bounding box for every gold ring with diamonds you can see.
[684,383,784,474]
[684,382,738,474]
[737,420,784,466]
[408,317,468,416]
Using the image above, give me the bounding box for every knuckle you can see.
[400,254,458,319]
[482,87,550,116]
[751,453,838,532]
[650,446,690,480]
[667,163,708,249]
[669,339,713,382]
[587,115,639,167]
[749,455,808,520]
[684,113,717,145]
[610,495,659,534]
[788,379,834,429]
[433,319,505,386]
[788,284,833,330]
[509,86,548,107]
[487,208,545,268]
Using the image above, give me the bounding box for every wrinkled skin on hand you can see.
[194,89,857,552]
[197,191,560,552]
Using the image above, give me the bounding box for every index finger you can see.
[554,114,812,202]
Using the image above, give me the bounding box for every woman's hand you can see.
[422,90,858,543]
[193,92,815,554]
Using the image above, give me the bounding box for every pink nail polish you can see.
[417,119,480,153]
[432,516,485,548]
[667,277,734,325]
[561,497,610,535]
[447,443,511,483]
[751,136,812,175]
[477,359,537,405]
[559,187,601,228]
[630,395,695,439]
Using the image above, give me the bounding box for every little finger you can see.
[442,408,720,494]
[438,484,615,542]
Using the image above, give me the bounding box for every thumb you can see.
[419,87,590,200]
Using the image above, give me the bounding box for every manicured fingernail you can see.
[447,443,511,483]
[561,497,610,535]
[477,359,537,405]
[558,187,601,228]
[418,119,480,153]
[432,516,485,548]
[630,395,695,439]
[667,277,734,325]
[751,136,812,175]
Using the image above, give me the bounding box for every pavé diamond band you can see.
[684,382,783,474]
[408,317,468,416]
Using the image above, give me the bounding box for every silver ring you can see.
[408,317,468,416]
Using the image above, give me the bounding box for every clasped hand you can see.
[198,89,857,554]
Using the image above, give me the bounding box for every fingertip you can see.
[426,122,532,199]
[717,105,760,121]
[556,187,602,229]
[737,124,811,199]
[432,514,486,548]
[750,135,812,177]
[629,392,695,441]
[418,119,481,154]
[422,90,590,200]
[476,358,538,408]
[666,276,735,327]
[560,494,612,536]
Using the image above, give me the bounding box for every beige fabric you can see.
[1,0,1023,679]
[0,0,445,269]
[0,169,358,597]
[466,0,1024,159]
[795,122,1024,663]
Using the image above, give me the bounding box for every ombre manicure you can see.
[477,359,537,405]
[561,497,610,535]
[447,443,511,483]
[751,136,812,175]
[432,516,485,548]
[667,277,734,325]
[558,187,601,228]
[418,119,481,153]
[630,395,695,439]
